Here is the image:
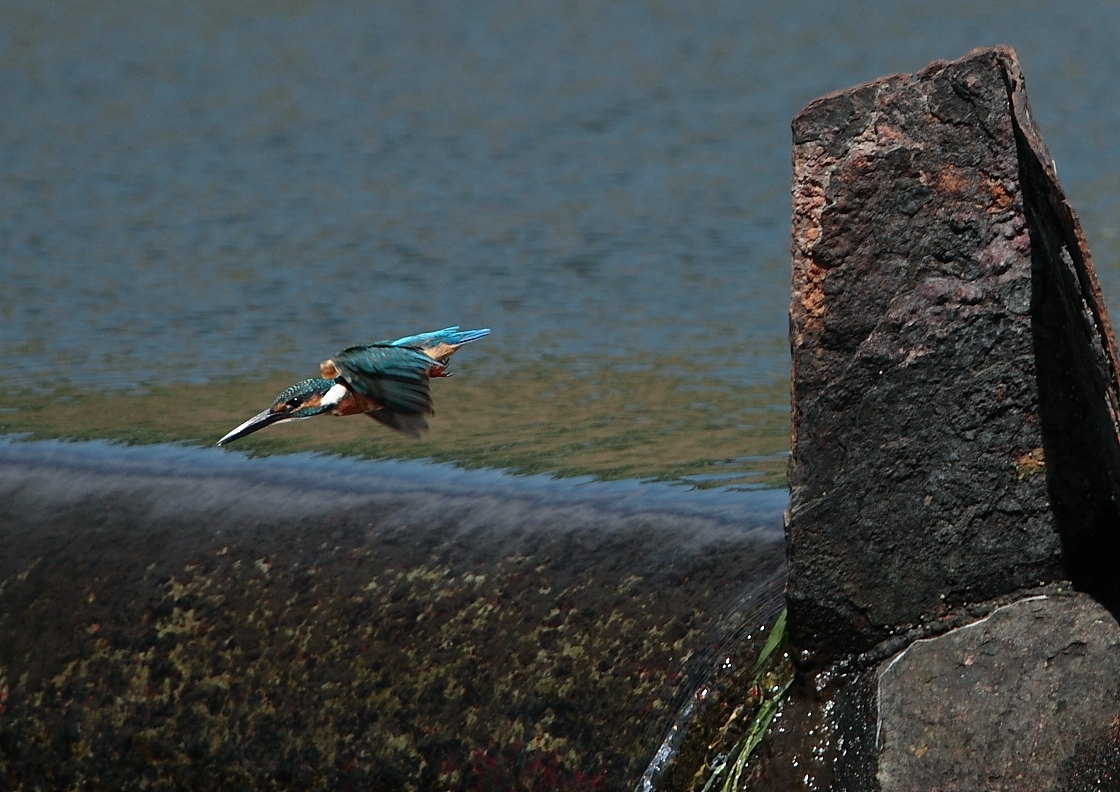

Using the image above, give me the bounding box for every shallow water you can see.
[3,0,1120,485]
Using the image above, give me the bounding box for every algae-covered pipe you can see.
[0,437,786,790]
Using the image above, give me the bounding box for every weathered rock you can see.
[876,593,1120,791]
[787,46,1120,661]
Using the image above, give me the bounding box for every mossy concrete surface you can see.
[0,438,786,790]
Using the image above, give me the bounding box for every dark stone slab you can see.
[787,46,1120,662]
[876,593,1120,791]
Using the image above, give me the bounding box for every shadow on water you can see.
[0,436,787,790]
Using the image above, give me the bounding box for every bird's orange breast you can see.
[330,389,382,416]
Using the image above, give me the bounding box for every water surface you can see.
[3,0,1120,482]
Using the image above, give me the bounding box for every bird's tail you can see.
[445,327,491,345]
[410,327,492,375]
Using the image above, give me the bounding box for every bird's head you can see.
[216,377,347,446]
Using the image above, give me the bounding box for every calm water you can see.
[2,0,1120,486]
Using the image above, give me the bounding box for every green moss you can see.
[1,511,780,789]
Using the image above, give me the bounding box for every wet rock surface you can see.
[0,439,787,790]
[877,593,1120,792]
[787,45,1120,662]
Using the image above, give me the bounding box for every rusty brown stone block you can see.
[787,46,1120,662]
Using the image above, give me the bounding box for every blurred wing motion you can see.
[324,344,436,437]
[217,326,489,446]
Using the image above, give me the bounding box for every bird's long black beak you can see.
[216,408,286,446]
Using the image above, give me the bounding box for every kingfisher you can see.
[216,326,490,446]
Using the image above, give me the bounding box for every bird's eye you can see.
[286,398,301,409]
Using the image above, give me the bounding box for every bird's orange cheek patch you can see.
[271,394,324,414]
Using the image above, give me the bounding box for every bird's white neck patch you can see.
[321,382,349,408]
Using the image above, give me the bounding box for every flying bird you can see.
[217,326,489,446]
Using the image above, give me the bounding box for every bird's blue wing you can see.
[330,345,434,418]
[364,408,430,437]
